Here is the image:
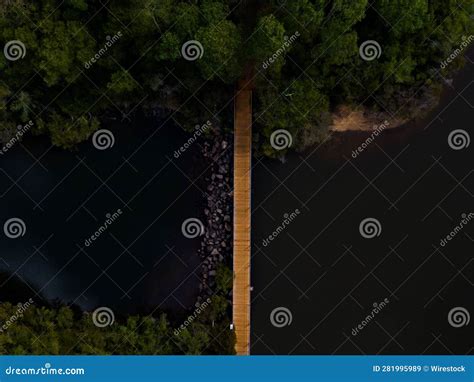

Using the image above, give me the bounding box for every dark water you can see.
[251,56,473,354]
[0,118,204,316]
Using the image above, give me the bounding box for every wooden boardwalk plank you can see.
[233,78,252,355]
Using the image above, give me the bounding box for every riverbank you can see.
[329,87,440,133]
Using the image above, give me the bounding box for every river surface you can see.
[251,55,473,354]
[0,117,204,317]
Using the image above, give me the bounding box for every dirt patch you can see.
[330,105,406,132]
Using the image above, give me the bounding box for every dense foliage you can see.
[0,266,235,355]
[0,0,472,153]
[253,0,473,154]
[0,301,234,355]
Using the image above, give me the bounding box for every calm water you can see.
[0,117,204,316]
[251,55,473,354]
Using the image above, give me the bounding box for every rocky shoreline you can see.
[196,134,233,306]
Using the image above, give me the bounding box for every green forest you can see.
[0,299,234,355]
[0,0,472,153]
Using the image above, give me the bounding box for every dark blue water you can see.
[0,118,204,316]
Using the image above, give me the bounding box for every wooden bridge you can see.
[232,76,253,355]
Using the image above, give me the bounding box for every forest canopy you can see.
[0,0,472,153]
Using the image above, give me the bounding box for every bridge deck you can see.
[233,78,252,355]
